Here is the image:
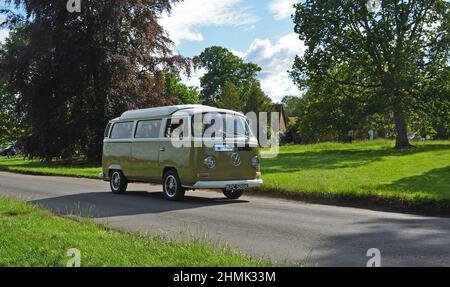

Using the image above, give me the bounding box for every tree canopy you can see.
[291,0,450,148]
[195,46,262,108]
[194,46,273,117]
[0,0,190,161]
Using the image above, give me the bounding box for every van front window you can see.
[192,113,252,139]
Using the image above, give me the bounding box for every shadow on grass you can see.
[262,144,450,174]
[372,167,450,198]
[252,168,450,216]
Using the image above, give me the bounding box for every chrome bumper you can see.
[191,179,263,189]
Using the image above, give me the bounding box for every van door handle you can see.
[160,147,165,152]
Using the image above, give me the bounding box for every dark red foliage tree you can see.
[1,0,190,161]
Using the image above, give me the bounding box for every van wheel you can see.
[110,170,128,194]
[163,170,185,201]
[223,189,244,200]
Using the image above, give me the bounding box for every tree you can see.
[0,81,27,145]
[1,0,189,161]
[284,64,396,144]
[409,68,450,139]
[282,96,307,119]
[0,26,29,147]
[281,96,306,144]
[244,80,273,115]
[221,81,243,111]
[291,0,449,148]
[163,73,201,105]
[195,46,261,106]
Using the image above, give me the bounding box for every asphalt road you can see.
[1,171,450,267]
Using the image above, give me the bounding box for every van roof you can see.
[118,105,244,121]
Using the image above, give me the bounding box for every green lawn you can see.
[0,157,101,178]
[0,197,270,267]
[259,140,450,210]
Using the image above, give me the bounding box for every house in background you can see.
[274,104,288,133]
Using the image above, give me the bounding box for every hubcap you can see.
[112,172,120,190]
[165,175,177,197]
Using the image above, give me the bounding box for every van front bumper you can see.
[190,179,263,189]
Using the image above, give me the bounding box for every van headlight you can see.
[204,156,216,169]
[251,156,260,169]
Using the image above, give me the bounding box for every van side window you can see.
[135,120,161,139]
[165,118,186,138]
[104,123,112,138]
[110,122,133,139]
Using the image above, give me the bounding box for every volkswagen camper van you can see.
[100,105,263,201]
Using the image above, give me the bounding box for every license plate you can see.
[226,184,248,191]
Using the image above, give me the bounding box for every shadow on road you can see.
[313,217,450,267]
[29,190,248,218]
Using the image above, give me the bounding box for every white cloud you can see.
[243,33,306,102]
[0,29,9,43]
[181,67,206,88]
[0,15,9,43]
[230,49,245,59]
[160,0,259,45]
[268,0,297,20]
[182,33,306,102]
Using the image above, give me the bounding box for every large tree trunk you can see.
[393,110,412,149]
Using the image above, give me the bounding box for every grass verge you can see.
[0,197,271,267]
[0,157,101,179]
[256,140,450,215]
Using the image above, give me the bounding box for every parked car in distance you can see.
[408,133,425,141]
[0,144,16,158]
[100,105,263,201]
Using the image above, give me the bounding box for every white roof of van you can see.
[118,105,243,121]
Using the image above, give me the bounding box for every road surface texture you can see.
[1,171,450,267]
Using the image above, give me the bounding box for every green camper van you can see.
[100,105,263,201]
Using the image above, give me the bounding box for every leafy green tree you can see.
[221,81,243,111]
[0,26,29,147]
[291,0,449,148]
[281,96,307,144]
[282,96,307,119]
[0,81,26,145]
[163,73,200,105]
[195,46,261,106]
[244,80,273,115]
[409,68,450,139]
[284,65,392,143]
[1,0,189,161]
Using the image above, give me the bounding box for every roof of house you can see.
[117,105,244,121]
[274,104,288,124]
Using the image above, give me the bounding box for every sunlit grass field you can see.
[0,157,101,178]
[0,197,270,267]
[260,140,450,208]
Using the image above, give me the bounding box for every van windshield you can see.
[192,113,252,139]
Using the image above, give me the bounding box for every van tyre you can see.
[223,189,245,200]
[110,170,128,194]
[163,170,185,201]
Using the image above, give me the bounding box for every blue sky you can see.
[166,0,296,56]
[0,0,305,102]
[161,0,305,102]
